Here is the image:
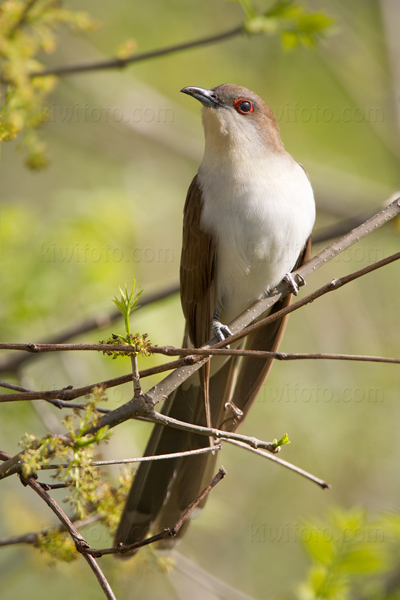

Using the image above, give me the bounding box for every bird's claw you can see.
[283,272,300,296]
[212,319,233,347]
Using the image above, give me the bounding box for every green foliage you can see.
[34,467,133,564]
[56,388,110,518]
[18,432,65,478]
[92,467,133,534]
[101,281,151,359]
[35,468,133,564]
[112,281,143,336]
[101,332,151,360]
[16,387,136,563]
[272,432,291,449]
[36,530,78,564]
[233,0,334,48]
[19,387,111,518]
[296,508,400,600]
[0,0,97,168]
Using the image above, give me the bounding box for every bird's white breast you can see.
[198,151,315,324]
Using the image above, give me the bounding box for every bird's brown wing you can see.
[114,176,219,554]
[225,235,312,430]
[180,175,216,348]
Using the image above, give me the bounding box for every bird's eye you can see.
[233,98,254,115]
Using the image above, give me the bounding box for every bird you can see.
[114,84,316,556]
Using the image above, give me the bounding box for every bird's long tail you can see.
[114,296,291,556]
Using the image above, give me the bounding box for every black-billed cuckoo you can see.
[115,84,315,555]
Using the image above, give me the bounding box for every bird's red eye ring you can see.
[233,98,254,115]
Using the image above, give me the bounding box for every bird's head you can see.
[181,84,284,156]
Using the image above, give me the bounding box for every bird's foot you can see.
[283,272,302,296]
[212,319,233,346]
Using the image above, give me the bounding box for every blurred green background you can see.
[1,1,399,598]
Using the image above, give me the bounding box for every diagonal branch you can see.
[15,464,117,600]
[223,438,329,489]
[224,248,400,349]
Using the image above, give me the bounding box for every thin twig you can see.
[0,381,112,411]
[0,514,100,547]
[223,439,329,489]
[86,467,227,557]
[39,444,222,470]
[131,355,142,397]
[29,26,243,78]
[146,410,280,453]
[149,347,400,364]
[1,342,400,367]
[21,474,116,600]
[0,358,184,403]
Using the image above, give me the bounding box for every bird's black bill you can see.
[180,86,221,108]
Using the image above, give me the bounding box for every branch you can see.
[223,439,329,489]
[0,398,276,480]
[29,26,243,78]
[0,514,100,548]
[86,467,227,557]
[20,471,116,600]
[39,444,222,470]
[0,401,282,481]
[0,382,113,412]
[2,343,399,365]
[146,410,280,453]
[146,412,329,488]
